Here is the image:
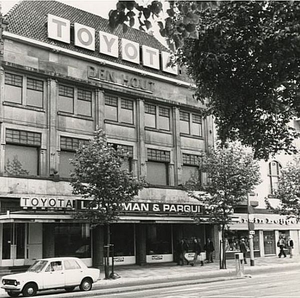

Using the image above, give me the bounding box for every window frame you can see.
[145,103,171,131]
[4,72,45,109]
[58,83,93,117]
[268,160,281,195]
[180,110,203,137]
[105,94,135,125]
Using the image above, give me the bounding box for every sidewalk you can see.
[94,255,300,292]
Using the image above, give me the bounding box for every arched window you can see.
[268,161,281,195]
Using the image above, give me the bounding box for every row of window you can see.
[4,73,203,137]
[3,129,202,186]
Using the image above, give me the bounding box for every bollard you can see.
[235,253,244,277]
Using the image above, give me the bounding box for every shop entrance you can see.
[264,231,276,255]
[2,223,25,266]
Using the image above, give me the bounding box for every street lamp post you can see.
[247,193,255,266]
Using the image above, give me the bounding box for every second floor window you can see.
[58,85,92,117]
[182,153,201,185]
[105,94,134,124]
[5,73,44,108]
[5,129,41,177]
[180,111,203,137]
[59,136,90,178]
[109,143,134,172]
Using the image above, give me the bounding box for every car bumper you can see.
[1,285,22,291]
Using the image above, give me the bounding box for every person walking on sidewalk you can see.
[176,239,189,265]
[287,236,294,258]
[204,238,215,263]
[239,238,248,264]
[190,238,204,266]
[277,235,287,258]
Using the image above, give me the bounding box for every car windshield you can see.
[27,260,48,273]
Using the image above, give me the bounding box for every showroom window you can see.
[59,136,90,178]
[5,129,41,176]
[180,111,203,137]
[58,84,92,117]
[4,73,44,108]
[147,148,170,186]
[145,103,170,131]
[110,224,135,256]
[108,143,134,172]
[269,161,281,195]
[182,154,201,184]
[146,224,172,255]
[54,223,91,258]
[105,94,134,124]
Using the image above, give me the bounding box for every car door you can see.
[43,261,65,289]
[64,259,84,286]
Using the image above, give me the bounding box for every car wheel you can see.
[65,286,76,292]
[7,292,20,297]
[22,283,38,297]
[79,278,92,291]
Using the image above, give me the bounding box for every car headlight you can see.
[14,280,20,286]
[2,280,5,285]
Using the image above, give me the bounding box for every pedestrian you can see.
[287,236,294,258]
[277,235,287,258]
[239,238,248,264]
[190,238,203,266]
[176,239,189,265]
[204,238,215,263]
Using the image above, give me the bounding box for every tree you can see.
[70,129,145,278]
[186,142,261,269]
[265,156,300,220]
[109,1,300,160]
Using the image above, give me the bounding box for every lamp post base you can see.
[250,259,254,266]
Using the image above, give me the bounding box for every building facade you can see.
[0,1,216,268]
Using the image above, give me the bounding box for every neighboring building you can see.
[0,1,215,268]
[226,129,300,260]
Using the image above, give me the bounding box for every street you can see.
[0,269,298,298]
[104,271,300,298]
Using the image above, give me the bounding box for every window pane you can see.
[158,115,170,130]
[5,144,38,176]
[59,151,75,178]
[146,224,172,254]
[182,165,199,184]
[147,161,168,185]
[105,105,118,121]
[191,122,202,136]
[78,99,92,117]
[27,89,43,108]
[5,85,22,104]
[58,95,74,113]
[120,108,133,124]
[145,113,156,128]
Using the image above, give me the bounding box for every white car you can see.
[1,257,100,297]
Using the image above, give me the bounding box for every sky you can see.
[1,0,117,17]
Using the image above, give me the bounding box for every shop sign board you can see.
[79,201,204,215]
[21,197,75,209]
[47,14,178,75]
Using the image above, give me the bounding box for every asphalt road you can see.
[0,270,298,298]
[96,271,300,298]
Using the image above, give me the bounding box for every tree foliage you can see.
[70,129,145,226]
[109,1,300,160]
[265,156,300,219]
[186,142,261,268]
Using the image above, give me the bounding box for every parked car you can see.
[1,257,100,297]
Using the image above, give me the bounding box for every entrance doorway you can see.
[2,223,25,266]
[263,231,276,255]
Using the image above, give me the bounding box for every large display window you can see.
[54,224,91,258]
[146,224,172,255]
[225,230,259,252]
[110,224,135,256]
